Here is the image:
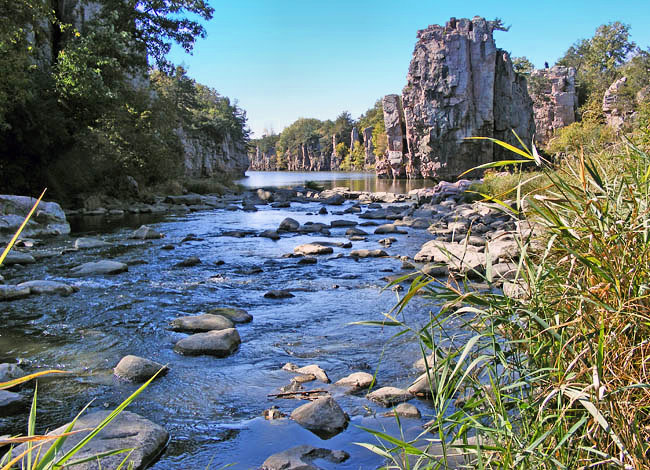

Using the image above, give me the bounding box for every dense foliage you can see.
[0,0,248,200]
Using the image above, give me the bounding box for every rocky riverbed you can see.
[0,182,534,469]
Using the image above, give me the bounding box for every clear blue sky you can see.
[168,0,650,137]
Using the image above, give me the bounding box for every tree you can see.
[512,56,534,75]
[100,0,214,69]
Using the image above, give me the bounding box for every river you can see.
[0,175,454,469]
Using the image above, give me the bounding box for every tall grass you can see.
[359,135,650,469]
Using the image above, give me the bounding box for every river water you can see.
[0,175,460,469]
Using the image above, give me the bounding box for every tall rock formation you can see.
[379,95,406,178]
[399,17,535,180]
[528,66,578,146]
[362,127,375,169]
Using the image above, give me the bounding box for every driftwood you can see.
[267,389,329,401]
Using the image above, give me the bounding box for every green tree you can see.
[512,56,534,74]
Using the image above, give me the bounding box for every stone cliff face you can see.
[528,66,577,146]
[179,128,249,178]
[395,17,535,180]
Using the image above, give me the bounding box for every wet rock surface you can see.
[290,396,349,438]
[114,355,168,382]
[261,445,350,470]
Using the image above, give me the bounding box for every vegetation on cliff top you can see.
[0,0,249,201]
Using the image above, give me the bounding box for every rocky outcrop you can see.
[179,127,249,178]
[0,195,70,239]
[603,76,634,130]
[529,66,577,146]
[248,136,342,171]
[398,17,535,180]
[249,146,279,171]
[362,126,375,169]
[378,94,407,178]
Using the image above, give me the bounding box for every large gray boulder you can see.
[290,396,349,438]
[174,328,241,357]
[12,410,168,470]
[114,355,168,383]
[261,445,349,470]
[0,195,70,239]
[278,218,300,232]
[70,260,128,276]
[170,314,234,333]
[1,251,36,266]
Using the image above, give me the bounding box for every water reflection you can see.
[238,171,434,193]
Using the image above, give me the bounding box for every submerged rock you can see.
[131,225,163,240]
[0,285,31,301]
[0,363,25,384]
[278,218,300,232]
[114,355,168,383]
[290,396,349,438]
[70,260,128,276]
[74,237,112,249]
[259,229,280,240]
[174,257,201,268]
[16,280,78,296]
[174,328,241,357]
[12,410,168,470]
[0,390,25,415]
[264,290,295,299]
[261,445,349,470]
[170,314,234,333]
[374,224,407,235]
[207,307,253,324]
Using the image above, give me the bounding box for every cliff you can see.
[393,16,534,180]
[179,128,249,178]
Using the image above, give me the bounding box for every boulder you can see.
[131,225,163,240]
[334,372,374,391]
[374,224,407,235]
[16,280,78,296]
[174,328,241,357]
[170,314,234,333]
[0,195,70,238]
[366,387,412,407]
[290,396,349,438]
[294,244,333,256]
[261,445,349,470]
[408,372,435,397]
[12,410,168,470]
[174,257,201,268]
[264,290,295,299]
[207,307,253,324]
[278,218,300,232]
[70,260,128,276]
[384,403,421,419]
[350,249,388,259]
[259,230,280,240]
[346,227,368,236]
[1,251,36,266]
[0,285,31,301]
[74,237,112,249]
[0,390,25,415]
[414,240,486,275]
[114,355,167,383]
[329,219,357,228]
[283,363,330,383]
[0,363,25,384]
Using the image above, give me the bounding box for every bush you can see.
[547,121,616,155]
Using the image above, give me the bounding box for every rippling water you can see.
[0,192,462,469]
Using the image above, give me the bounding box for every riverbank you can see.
[0,180,531,469]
